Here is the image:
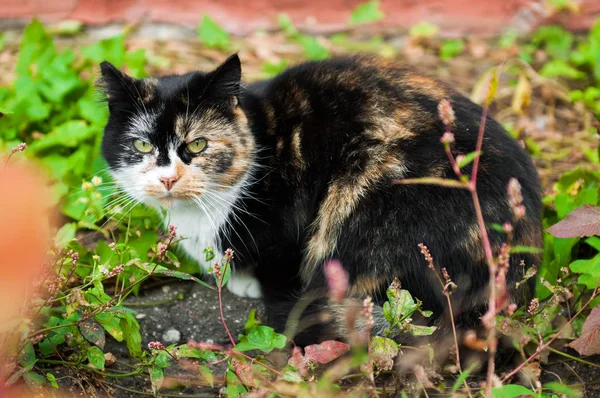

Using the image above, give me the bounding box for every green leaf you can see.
[409,22,439,39]
[235,325,287,353]
[19,343,37,370]
[197,15,230,50]
[491,384,535,397]
[457,151,479,169]
[199,365,214,387]
[95,314,124,342]
[79,318,106,349]
[440,39,465,60]
[370,336,399,370]
[539,60,586,80]
[23,371,46,389]
[46,373,59,389]
[154,352,170,369]
[281,365,303,383]
[81,35,125,66]
[407,324,437,336]
[226,369,247,397]
[54,223,76,249]
[87,346,105,369]
[152,267,214,289]
[244,308,261,334]
[297,36,330,60]
[122,313,142,358]
[350,0,384,25]
[510,245,543,254]
[150,366,164,393]
[451,363,478,393]
[544,382,582,398]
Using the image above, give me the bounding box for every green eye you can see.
[133,139,154,153]
[187,138,208,154]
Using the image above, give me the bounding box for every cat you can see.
[99,54,542,345]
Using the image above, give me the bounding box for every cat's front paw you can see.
[226,272,262,299]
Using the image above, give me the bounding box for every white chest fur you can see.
[165,203,222,272]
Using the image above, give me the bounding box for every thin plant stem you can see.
[502,287,598,382]
[546,346,600,370]
[216,258,236,347]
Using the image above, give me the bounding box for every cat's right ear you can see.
[97,61,136,107]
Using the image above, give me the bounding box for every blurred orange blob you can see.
[0,162,51,323]
[0,160,53,395]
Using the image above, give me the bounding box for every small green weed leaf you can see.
[79,318,106,349]
[153,267,213,289]
[451,363,478,393]
[54,223,76,249]
[278,14,298,36]
[350,0,384,25]
[244,308,261,334]
[544,381,582,398]
[154,352,170,369]
[46,373,59,389]
[409,22,439,39]
[23,371,46,389]
[197,15,230,50]
[509,245,543,254]
[457,151,479,169]
[281,365,303,383]
[440,39,465,60]
[204,246,215,262]
[199,365,214,387]
[122,313,142,358]
[87,346,105,369]
[226,369,247,397]
[491,384,535,397]
[150,366,164,393]
[262,60,288,77]
[304,340,350,364]
[19,343,37,370]
[407,324,437,336]
[235,325,286,353]
[539,59,586,79]
[297,36,330,60]
[221,261,232,286]
[370,336,398,371]
[173,345,218,362]
[81,35,125,66]
[95,315,124,342]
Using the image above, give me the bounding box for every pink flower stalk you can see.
[11,143,27,154]
[528,298,539,315]
[418,243,434,269]
[437,99,456,127]
[507,178,526,220]
[440,132,455,145]
[156,243,168,260]
[148,341,165,350]
[323,260,348,302]
[224,248,234,260]
[168,224,177,240]
[210,262,222,277]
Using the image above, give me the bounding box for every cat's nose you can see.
[160,176,179,191]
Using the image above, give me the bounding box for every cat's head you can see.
[99,54,255,210]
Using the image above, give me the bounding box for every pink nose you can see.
[160,176,179,191]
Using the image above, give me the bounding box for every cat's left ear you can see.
[206,54,242,106]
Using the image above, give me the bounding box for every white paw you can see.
[226,272,263,299]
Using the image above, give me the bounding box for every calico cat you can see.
[99,54,542,345]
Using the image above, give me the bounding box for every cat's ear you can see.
[206,54,242,105]
[98,61,137,106]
